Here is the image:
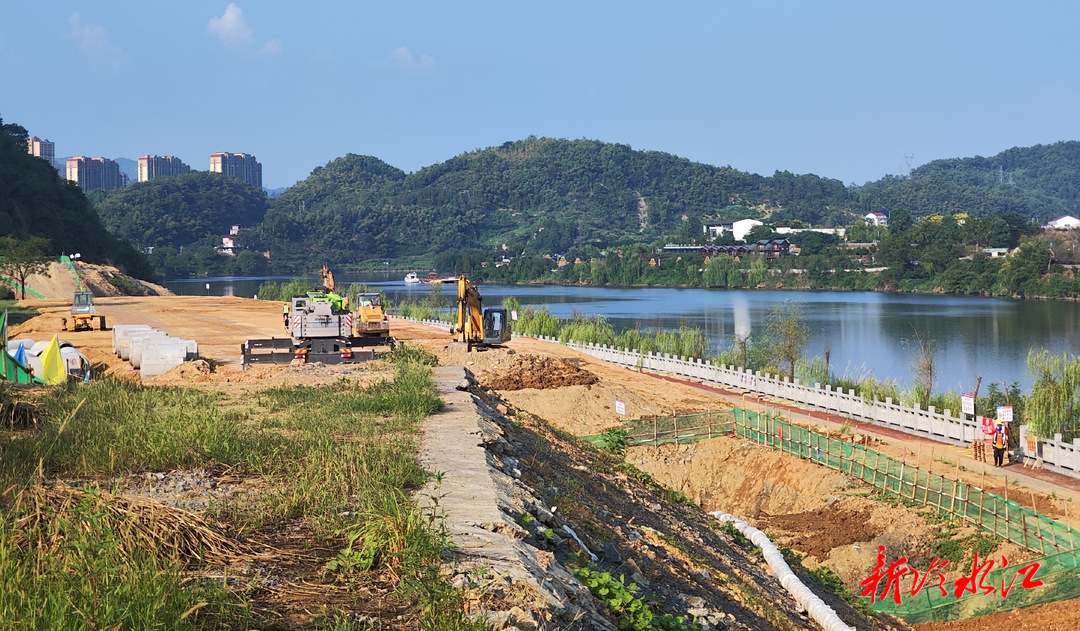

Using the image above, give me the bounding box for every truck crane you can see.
[241,267,384,366]
[450,275,511,351]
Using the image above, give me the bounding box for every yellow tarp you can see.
[38,336,66,385]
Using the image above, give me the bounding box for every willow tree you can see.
[1026,350,1080,439]
[764,300,810,382]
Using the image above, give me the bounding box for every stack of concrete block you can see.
[111,324,199,380]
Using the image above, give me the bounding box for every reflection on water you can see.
[165,275,1078,391]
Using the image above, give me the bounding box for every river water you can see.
[165,273,1079,392]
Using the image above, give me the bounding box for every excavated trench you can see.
[625,437,1030,594]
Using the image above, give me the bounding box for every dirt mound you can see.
[480,354,598,390]
[19,261,171,300]
[759,504,880,560]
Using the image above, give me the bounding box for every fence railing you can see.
[546,338,1073,479]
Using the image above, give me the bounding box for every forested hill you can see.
[244,138,850,268]
[0,115,155,280]
[854,141,1080,221]
[68,135,1080,274]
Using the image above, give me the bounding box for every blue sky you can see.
[3,2,1078,190]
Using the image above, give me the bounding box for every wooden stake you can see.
[1031,492,1050,553]
[1065,499,1076,551]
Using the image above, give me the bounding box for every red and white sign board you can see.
[615,398,626,416]
[997,406,1013,423]
[981,417,996,435]
[962,394,975,415]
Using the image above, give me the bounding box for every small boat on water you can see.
[404,273,421,284]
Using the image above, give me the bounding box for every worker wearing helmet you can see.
[992,423,1008,467]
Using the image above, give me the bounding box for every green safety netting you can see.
[732,409,1080,556]
[581,410,735,447]
[867,547,1080,623]
[732,408,1080,622]
[584,407,1080,621]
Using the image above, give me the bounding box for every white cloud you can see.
[207,4,280,58]
[382,46,436,73]
[69,13,127,71]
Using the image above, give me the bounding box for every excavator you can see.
[450,275,511,351]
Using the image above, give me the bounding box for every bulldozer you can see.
[353,292,391,338]
[62,291,106,332]
[450,275,511,351]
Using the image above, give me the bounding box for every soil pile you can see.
[758,504,880,561]
[18,261,170,300]
[480,354,598,390]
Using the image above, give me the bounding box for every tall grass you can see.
[558,313,616,346]
[1,356,481,629]
[514,305,561,338]
[256,277,313,301]
[0,491,247,631]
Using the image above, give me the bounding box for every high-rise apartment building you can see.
[27,136,55,166]
[209,152,262,189]
[137,155,191,182]
[66,157,123,192]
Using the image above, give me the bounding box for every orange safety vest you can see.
[994,430,1006,449]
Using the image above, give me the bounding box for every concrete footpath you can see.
[416,366,612,631]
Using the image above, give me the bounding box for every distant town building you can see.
[137,155,191,182]
[209,152,262,188]
[1047,215,1080,230]
[27,136,55,166]
[65,157,124,192]
[864,212,889,227]
[704,219,763,242]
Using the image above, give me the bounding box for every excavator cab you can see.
[482,307,510,345]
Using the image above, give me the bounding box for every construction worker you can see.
[993,423,1009,467]
[282,302,290,329]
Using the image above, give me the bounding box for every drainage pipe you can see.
[710,511,855,631]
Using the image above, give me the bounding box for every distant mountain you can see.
[854,141,1080,223]
[62,133,1080,275]
[241,138,850,270]
[115,157,138,184]
[264,186,288,198]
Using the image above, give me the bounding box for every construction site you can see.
[4,261,1080,630]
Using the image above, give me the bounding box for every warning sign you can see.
[615,398,626,416]
[962,394,975,415]
[997,406,1014,423]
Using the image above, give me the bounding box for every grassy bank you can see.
[0,353,483,630]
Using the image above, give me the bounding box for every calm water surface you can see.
[166,273,1079,391]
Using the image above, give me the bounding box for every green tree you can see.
[0,236,52,299]
[908,328,936,409]
[703,255,736,288]
[1026,350,1080,439]
[763,300,810,382]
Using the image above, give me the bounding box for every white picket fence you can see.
[394,317,1080,480]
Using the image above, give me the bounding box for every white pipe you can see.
[710,511,855,631]
[563,524,598,562]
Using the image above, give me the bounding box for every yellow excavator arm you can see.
[453,276,483,344]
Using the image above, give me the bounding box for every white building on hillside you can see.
[1047,215,1080,230]
[704,219,763,242]
[864,212,888,227]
